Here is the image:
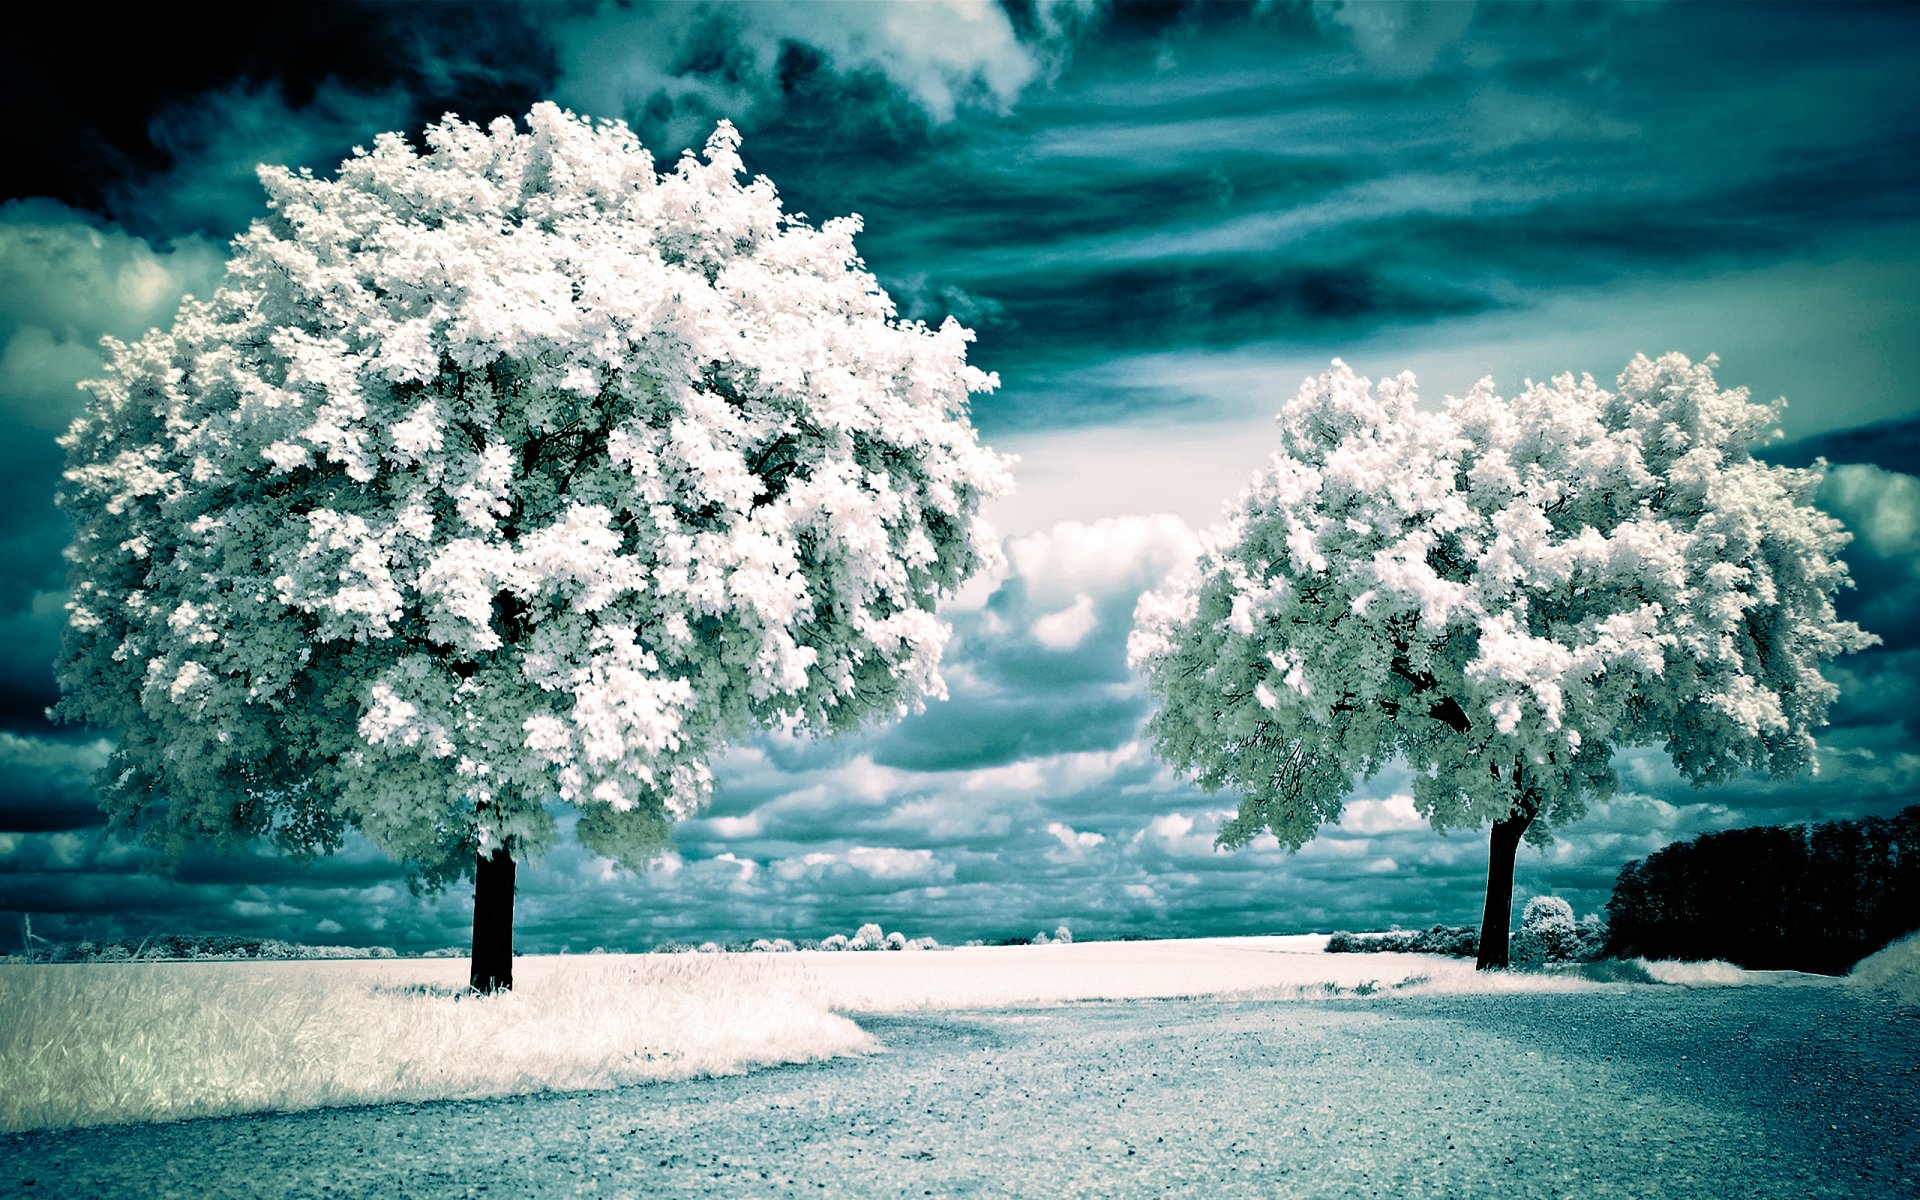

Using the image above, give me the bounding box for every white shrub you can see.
[1513,895,1588,964]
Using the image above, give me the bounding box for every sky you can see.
[2,0,1917,954]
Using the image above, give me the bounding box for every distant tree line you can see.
[1327,926,1480,958]
[15,933,397,963]
[1605,806,1920,974]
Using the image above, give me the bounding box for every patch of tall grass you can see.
[0,954,869,1133]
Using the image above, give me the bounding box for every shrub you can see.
[1511,896,1590,964]
[1325,925,1480,958]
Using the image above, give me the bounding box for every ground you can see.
[5,978,1914,1198]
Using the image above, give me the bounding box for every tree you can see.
[1129,355,1873,968]
[55,104,1011,992]
[1603,806,1920,972]
[1508,895,1591,964]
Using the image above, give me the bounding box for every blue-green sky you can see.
[3,1,1916,952]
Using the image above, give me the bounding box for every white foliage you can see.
[1130,356,1874,852]
[56,105,1010,880]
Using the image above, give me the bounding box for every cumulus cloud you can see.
[1044,821,1105,864]
[1819,463,1920,649]
[555,0,1090,151]
[0,201,225,431]
[8,2,1918,956]
[1030,592,1098,650]
[1004,514,1199,603]
[1337,793,1427,836]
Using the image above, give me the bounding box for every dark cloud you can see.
[0,734,107,833]
[2,1,564,237]
[1770,416,1920,479]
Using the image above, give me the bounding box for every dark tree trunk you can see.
[470,846,516,994]
[1476,809,1533,970]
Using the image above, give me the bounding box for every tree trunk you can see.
[1476,809,1533,970]
[470,846,516,993]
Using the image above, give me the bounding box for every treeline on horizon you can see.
[16,811,1918,970]
[1604,805,1920,974]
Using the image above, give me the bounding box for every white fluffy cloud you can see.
[556,0,1092,149]
[1030,592,1098,650]
[0,202,225,431]
[1005,514,1199,604]
[1817,463,1920,648]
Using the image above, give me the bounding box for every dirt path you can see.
[6,986,1914,1199]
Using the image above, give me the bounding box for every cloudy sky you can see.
[3,0,1917,953]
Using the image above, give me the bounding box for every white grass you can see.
[0,954,870,1133]
[1848,931,1920,1007]
[796,935,1697,1011]
[5,934,1855,1135]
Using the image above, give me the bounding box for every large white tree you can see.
[56,104,1011,990]
[1129,355,1873,967]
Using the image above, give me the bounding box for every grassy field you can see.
[0,954,868,1132]
[4,933,1910,1135]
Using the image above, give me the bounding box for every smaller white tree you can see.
[1130,355,1873,968]
[1511,895,1583,964]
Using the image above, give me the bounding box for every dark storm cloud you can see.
[0,444,66,729]
[4,1,564,238]
[1771,417,1920,480]
[698,1,1920,436]
[0,734,107,833]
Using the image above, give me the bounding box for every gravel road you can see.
[6,985,1915,1199]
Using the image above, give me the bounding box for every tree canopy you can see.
[56,104,1012,887]
[1130,354,1872,895]
[1605,806,1920,973]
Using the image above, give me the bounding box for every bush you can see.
[1326,925,1480,957]
[805,925,942,951]
[1510,897,1596,965]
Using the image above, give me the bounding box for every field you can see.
[5,934,1912,1134]
[3,936,1916,1197]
